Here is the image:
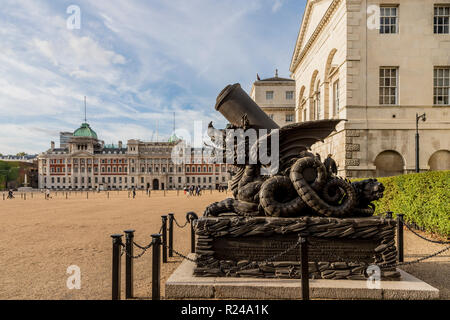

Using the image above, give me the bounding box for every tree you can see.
[0,161,19,190]
[16,152,27,157]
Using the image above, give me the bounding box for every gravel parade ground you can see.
[0,190,448,300]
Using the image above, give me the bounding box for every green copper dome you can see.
[168,133,181,143]
[73,123,98,139]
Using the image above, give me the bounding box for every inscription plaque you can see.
[213,236,377,263]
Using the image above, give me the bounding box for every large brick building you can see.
[37,123,231,190]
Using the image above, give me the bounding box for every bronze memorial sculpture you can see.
[193,83,399,280]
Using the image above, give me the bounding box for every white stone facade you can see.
[250,74,296,127]
[290,0,450,177]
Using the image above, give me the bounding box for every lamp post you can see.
[415,113,426,173]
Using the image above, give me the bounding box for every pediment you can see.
[290,0,335,72]
[302,0,333,51]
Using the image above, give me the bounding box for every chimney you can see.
[118,141,123,149]
[51,141,55,151]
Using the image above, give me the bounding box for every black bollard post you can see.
[168,213,174,257]
[190,218,196,254]
[111,234,123,300]
[151,234,161,300]
[86,192,88,199]
[108,192,110,199]
[24,193,26,200]
[397,214,404,263]
[300,237,309,300]
[124,229,135,299]
[161,216,168,263]
[66,192,68,200]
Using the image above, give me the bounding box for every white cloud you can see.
[272,0,284,13]
[0,0,301,154]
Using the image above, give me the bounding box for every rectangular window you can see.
[380,6,398,34]
[286,91,294,100]
[333,80,340,116]
[285,114,294,122]
[266,91,274,100]
[379,67,398,105]
[434,6,450,34]
[434,67,450,105]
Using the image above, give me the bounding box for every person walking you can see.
[132,187,136,199]
[45,188,51,200]
[324,154,338,176]
[7,189,14,199]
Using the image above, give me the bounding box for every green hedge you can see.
[368,171,450,237]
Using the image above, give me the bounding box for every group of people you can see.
[185,185,203,197]
[316,153,338,176]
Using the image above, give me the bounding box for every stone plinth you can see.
[166,255,439,300]
[194,216,400,280]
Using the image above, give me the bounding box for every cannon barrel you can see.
[215,83,280,130]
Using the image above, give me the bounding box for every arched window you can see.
[428,150,450,171]
[314,79,321,120]
[374,150,404,177]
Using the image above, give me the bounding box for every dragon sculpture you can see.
[204,83,384,218]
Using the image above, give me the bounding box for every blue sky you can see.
[0,0,306,154]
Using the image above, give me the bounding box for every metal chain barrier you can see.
[161,243,198,263]
[163,236,303,272]
[173,216,189,229]
[120,241,154,259]
[236,237,303,273]
[378,245,450,269]
[398,216,450,244]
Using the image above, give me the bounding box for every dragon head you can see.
[353,178,385,203]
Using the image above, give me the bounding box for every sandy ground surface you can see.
[0,190,448,300]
